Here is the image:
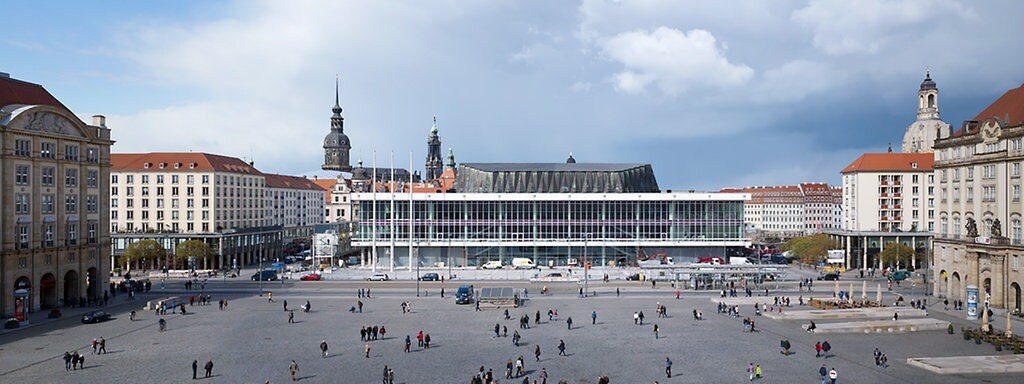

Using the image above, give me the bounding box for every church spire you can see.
[332,74,343,118]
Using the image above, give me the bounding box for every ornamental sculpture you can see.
[966,217,979,238]
[992,218,1002,237]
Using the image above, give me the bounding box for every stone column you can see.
[992,252,1006,308]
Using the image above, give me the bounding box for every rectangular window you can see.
[64,145,79,161]
[86,147,99,163]
[157,187,164,196]
[141,175,149,184]
[187,175,195,184]
[65,194,77,213]
[141,186,149,196]
[156,175,164,184]
[40,142,55,159]
[1015,163,1022,177]
[43,224,54,247]
[142,211,149,220]
[126,175,133,183]
[15,165,30,184]
[67,223,77,245]
[141,199,149,208]
[15,194,30,214]
[17,226,30,249]
[172,175,180,184]
[14,139,31,156]
[87,195,98,213]
[41,194,55,214]
[126,199,134,208]
[41,167,55,186]
[111,174,119,184]
[87,170,98,188]
[202,175,209,184]
[65,169,78,187]
[126,187,134,196]
[966,187,973,202]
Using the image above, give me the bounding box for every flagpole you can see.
[390,150,396,274]
[371,150,377,272]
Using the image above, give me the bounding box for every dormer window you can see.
[189,163,197,169]
[174,162,181,169]
[159,162,166,169]
[143,162,150,169]
[911,162,918,169]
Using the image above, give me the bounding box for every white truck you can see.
[511,258,537,269]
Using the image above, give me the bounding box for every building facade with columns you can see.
[932,83,1024,311]
[0,73,113,318]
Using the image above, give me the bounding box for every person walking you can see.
[748,362,755,382]
[558,339,566,356]
[98,337,106,354]
[288,311,295,324]
[535,344,542,361]
[755,364,762,379]
[289,360,299,381]
[204,360,213,378]
[592,310,597,325]
[365,343,372,358]
[268,291,273,303]
[284,299,288,311]
[634,311,639,325]
[320,340,329,358]
[818,365,827,384]
[424,333,431,348]
[815,341,822,358]
[539,367,548,384]
[91,338,98,354]
[822,340,832,358]
[192,359,198,380]
[653,324,659,339]
[566,316,573,330]
[63,352,72,371]
[404,335,412,353]
[828,367,837,384]
[665,357,673,378]
[383,365,390,384]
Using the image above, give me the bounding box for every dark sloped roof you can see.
[0,75,71,112]
[462,163,649,172]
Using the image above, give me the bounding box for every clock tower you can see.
[323,75,352,172]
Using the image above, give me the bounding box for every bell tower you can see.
[902,71,951,153]
[425,115,443,180]
[323,75,352,172]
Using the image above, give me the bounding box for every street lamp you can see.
[583,233,591,297]
[415,243,420,297]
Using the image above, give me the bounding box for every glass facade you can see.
[353,193,747,267]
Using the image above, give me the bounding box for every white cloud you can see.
[510,43,556,64]
[752,60,838,103]
[600,27,753,95]
[792,0,974,55]
[569,81,592,93]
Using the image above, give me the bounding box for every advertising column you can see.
[966,285,979,320]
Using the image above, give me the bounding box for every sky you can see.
[3,0,1023,191]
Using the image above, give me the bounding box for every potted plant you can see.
[963,328,972,341]
[995,339,1003,351]
[975,332,983,345]
[1015,343,1022,354]
[948,324,955,335]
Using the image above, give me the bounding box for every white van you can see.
[481,260,504,269]
[511,258,537,269]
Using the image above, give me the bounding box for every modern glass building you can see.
[352,192,749,269]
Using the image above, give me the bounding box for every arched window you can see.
[928,94,936,108]
[953,217,961,238]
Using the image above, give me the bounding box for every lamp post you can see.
[584,233,591,297]
[415,243,421,297]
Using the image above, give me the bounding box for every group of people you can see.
[360,325,387,341]
[62,351,86,371]
[814,340,833,358]
[873,347,889,368]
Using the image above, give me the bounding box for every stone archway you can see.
[1012,282,1022,313]
[64,270,79,307]
[939,270,948,298]
[39,273,57,309]
[984,277,993,300]
[951,272,962,301]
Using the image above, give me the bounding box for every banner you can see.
[966,285,979,320]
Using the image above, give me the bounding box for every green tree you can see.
[123,239,166,271]
[782,234,833,265]
[176,240,213,270]
[879,242,915,270]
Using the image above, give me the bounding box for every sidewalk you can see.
[0,293,153,336]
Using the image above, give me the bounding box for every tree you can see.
[176,240,213,270]
[782,234,833,265]
[879,242,915,270]
[123,239,166,272]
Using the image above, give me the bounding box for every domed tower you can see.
[566,152,576,164]
[902,71,951,153]
[323,76,352,172]
[425,115,443,180]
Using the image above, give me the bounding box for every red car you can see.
[300,274,322,281]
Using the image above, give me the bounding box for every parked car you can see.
[480,261,503,269]
[81,310,111,324]
[367,273,390,281]
[889,270,912,281]
[818,273,840,281]
[250,270,278,281]
[299,273,322,281]
[543,272,563,278]
[420,273,440,281]
[626,273,643,281]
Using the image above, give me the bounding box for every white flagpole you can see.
[390,150,396,273]
[409,151,414,272]
[371,150,377,272]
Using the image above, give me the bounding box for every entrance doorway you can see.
[64,270,80,306]
[87,268,98,300]
[951,272,962,300]
[40,273,57,309]
[1012,282,1022,313]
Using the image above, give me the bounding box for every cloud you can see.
[569,81,592,93]
[510,43,557,64]
[600,27,753,95]
[792,0,974,55]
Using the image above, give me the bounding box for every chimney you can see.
[0,72,9,78]
[92,115,106,127]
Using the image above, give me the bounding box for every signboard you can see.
[966,285,979,320]
[827,250,845,264]
[13,288,30,324]
[975,236,991,245]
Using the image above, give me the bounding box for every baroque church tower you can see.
[425,116,443,180]
[901,71,951,153]
[323,76,352,172]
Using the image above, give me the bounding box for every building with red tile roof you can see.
[1,73,114,318]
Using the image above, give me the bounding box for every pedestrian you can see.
[540,367,548,384]
[383,365,390,384]
[822,340,831,357]
[404,335,411,353]
[424,333,431,348]
[535,345,542,361]
[91,338,98,354]
[289,311,295,324]
[320,340,329,358]
[880,353,888,368]
[755,364,762,379]
[616,288,620,297]
[268,291,273,303]
[98,337,106,354]
[665,357,673,378]
[192,359,198,380]
[441,288,445,298]
[828,367,837,384]
[417,330,424,347]
[818,365,827,384]
[634,311,639,325]
[63,352,72,371]
[639,311,645,325]
[284,299,288,311]
[365,343,371,358]
[566,316,573,330]
[748,362,755,382]
[558,339,566,356]
[358,300,363,313]
[289,360,299,381]
[815,341,822,358]
[654,324,659,339]
[204,360,213,378]
[592,310,597,324]
[873,348,881,366]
